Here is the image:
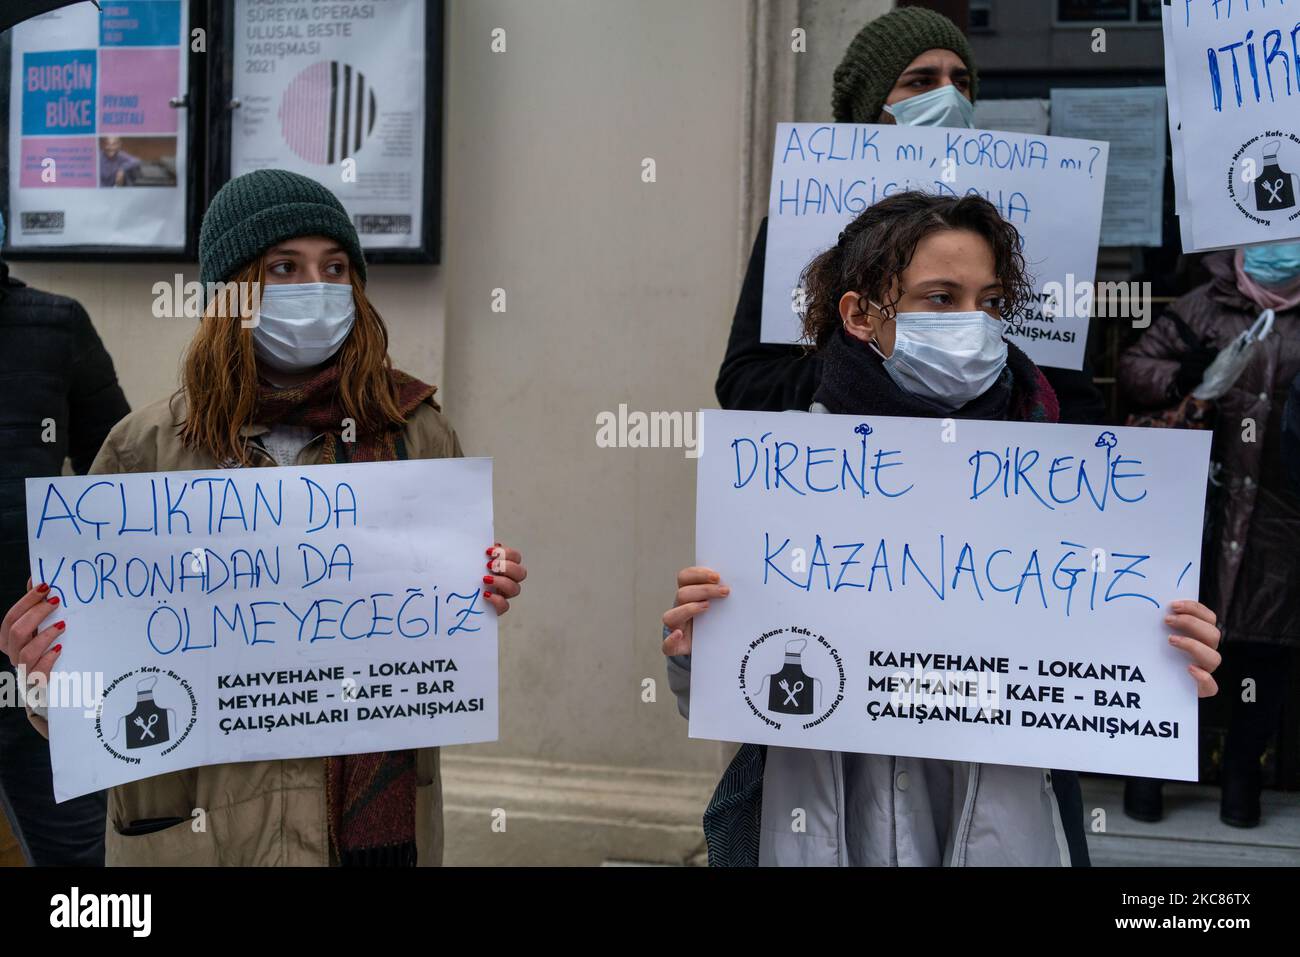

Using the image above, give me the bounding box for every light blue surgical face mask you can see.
[883,83,975,129]
[1242,242,1300,285]
[251,282,356,373]
[867,303,1008,412]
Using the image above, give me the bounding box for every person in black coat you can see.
[713,8,1100,865]
[717,9,1106,425]
[0,241,130,865]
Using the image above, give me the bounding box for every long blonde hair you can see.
[176,259,405,465]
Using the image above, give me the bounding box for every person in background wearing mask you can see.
[666,193,1220,866]
[0,211,130,865]
[716,6,1106,425]
[1119,240,1300,828]
[0,170,528,866]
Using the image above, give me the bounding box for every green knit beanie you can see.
[198,169,366,286]
[832,7,978,125]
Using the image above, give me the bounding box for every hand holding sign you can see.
[0,579,65,713]
[482,544,528,616]
[1165,601,1221,699]
[661,566,730,657]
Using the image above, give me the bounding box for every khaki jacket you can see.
[28,390,463,866]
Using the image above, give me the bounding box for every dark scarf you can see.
[812,328,1059,423]
[253,362,438,867]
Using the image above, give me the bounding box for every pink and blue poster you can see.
[7,1,188,248]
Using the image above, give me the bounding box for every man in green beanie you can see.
[716,5,1104,427]
[711,5,1099,868]
[832,5,977,127]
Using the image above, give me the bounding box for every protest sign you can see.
[1163,0,1300,252]
[759,123,1109,371]
[689,410,1211,781]
[26,458,497,802]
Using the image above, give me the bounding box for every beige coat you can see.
[28,391,463,866]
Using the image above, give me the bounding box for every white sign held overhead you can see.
[760,124,1109,371]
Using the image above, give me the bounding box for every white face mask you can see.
[883,83,975,129]
[867,304,1008,412]
[251,282,356,373]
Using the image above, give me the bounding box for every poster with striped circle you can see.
[279,60,378,166]
[230,0,427,251]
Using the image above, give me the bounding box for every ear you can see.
[839,292,874,344]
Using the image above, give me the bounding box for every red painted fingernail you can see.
[36,583,50,593]
[47,596,59,606]
[486,561,495,570]
[483,575,494,585]
[52,644,62,654]
[56,621,66,631]
[484,590,493,597]
[485,547,495,556]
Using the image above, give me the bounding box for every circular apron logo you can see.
[1228,132,1300,228]
[96,667,198,764]
[739,626,845,730]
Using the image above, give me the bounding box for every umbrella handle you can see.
[1247,308,1275,344]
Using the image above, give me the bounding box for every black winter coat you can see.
[0,260,130,612]
[716,218,1108,425]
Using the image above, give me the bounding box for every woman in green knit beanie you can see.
[2,169,529,868]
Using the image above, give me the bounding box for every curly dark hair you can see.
[798,192,1034,350]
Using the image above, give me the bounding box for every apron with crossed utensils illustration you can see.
[123,676,171,749]
[766,638,816,716]
[1256,140,1297,214]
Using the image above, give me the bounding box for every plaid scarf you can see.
[253,363,438,866]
